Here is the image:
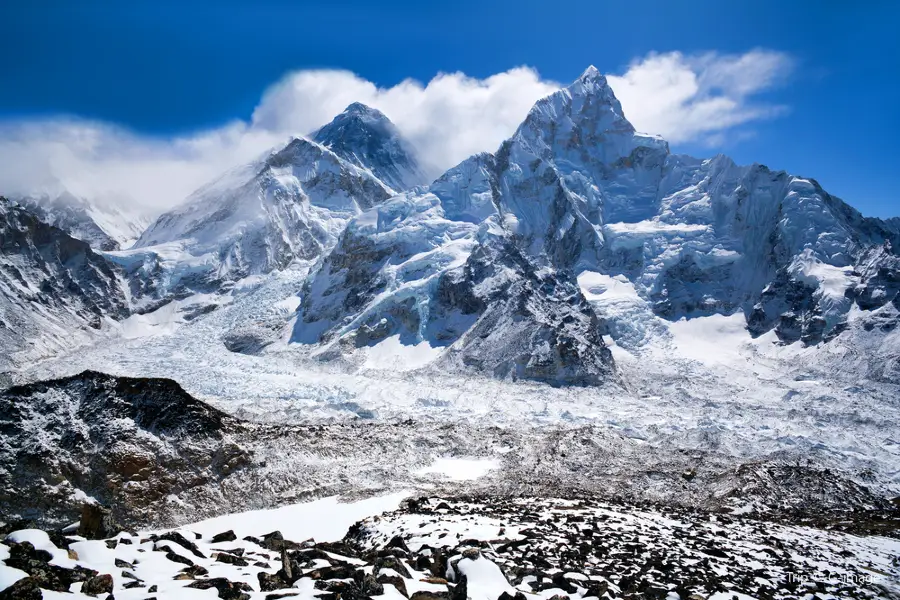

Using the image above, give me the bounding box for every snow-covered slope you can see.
[312,102,427,193]
[2,494,898,599]
[291,66,900,384]
[120,106,422,310]
[13,191,152,251]
[0,197,127,372]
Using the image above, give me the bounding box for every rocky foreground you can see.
[1,496,899,600]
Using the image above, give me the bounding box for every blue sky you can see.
[1,0,898,217]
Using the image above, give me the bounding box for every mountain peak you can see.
[342,102,387,120]
[568,65,623,116]
[312,103,425,192]
[578,64,602,81]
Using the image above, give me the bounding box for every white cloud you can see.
[0,49,792,216]
[607,49,794,144]
[249,67,559,175]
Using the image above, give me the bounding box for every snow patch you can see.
[186,492,409,543]
[667,313,751,366]
[363,335,444,372]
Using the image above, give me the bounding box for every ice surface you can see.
[363,335,444,372]
[415,458,501,481]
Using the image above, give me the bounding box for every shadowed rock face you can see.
[0,370,248,528]
[313,102,427,193]
[0,197,128,370]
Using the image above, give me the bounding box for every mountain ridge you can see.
[290,68,900,384]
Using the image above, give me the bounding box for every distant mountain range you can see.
[3,66,899,385]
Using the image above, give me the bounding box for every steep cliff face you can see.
[0,198,127,371]
[312,102,427,193]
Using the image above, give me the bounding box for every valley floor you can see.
[12,269,900,500]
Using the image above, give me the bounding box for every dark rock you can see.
[461,548,480,560]
[0,577,42,600]
[78,504,118,540]
[216,552,249,566]
[258,571,290,592]
[4,542,98,592]
[377,573,409,597]
[82,574,114,596]
[374,555,412,578]
[448,574,467,600]
[410,592,450,600]
[385,535,410,553]
[306,564,357,581]
[185,577,253,600]
[122,580,144,589]
[162,551,194,567]
[176,565,209,579]
[157,532,206,558]
[211,530,237,543]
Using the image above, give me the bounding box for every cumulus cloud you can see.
[607,49,794,144]
[250,67,559,176]
[0,49,793,216]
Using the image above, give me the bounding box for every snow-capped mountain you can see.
[291,66,900,384]
[13,191,152,251]
[312,102,427,193]
[0,197,127,372]
[118,105,421,310]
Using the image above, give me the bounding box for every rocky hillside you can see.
[0,198,127,372]
[1,495,898,600]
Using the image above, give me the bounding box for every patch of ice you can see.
[667,313,751,366]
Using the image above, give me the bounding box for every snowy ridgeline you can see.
[1,495,899,600]
[5,66,900,388]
